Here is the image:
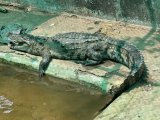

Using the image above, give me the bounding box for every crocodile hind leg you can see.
[84,44,104,65]
[39,51,51,78]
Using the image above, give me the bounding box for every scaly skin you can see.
[8,32,145,95]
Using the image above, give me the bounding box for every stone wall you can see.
[0,0,159,28]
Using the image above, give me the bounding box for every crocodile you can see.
[8,32,145,94]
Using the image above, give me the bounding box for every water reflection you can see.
[0,63,106,120]
[0,96,13,114]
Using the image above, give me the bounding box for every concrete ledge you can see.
[0,46,129,94]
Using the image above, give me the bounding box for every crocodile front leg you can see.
[39,51,51,78]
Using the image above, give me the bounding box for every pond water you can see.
[0,63,106,120]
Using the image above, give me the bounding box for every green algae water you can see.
[0,63,106,120]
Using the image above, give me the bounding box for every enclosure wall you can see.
[0,0,159,28]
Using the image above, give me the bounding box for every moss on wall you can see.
[0,0,159,27]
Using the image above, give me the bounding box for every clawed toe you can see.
[39,70,45,79]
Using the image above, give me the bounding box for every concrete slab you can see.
[94,85,160,120]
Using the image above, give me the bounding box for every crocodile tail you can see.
[112,44,145,96]
[126,43,144,85]
[96,33,145,87]
[99,44,145,112]
[121,55,144,92]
